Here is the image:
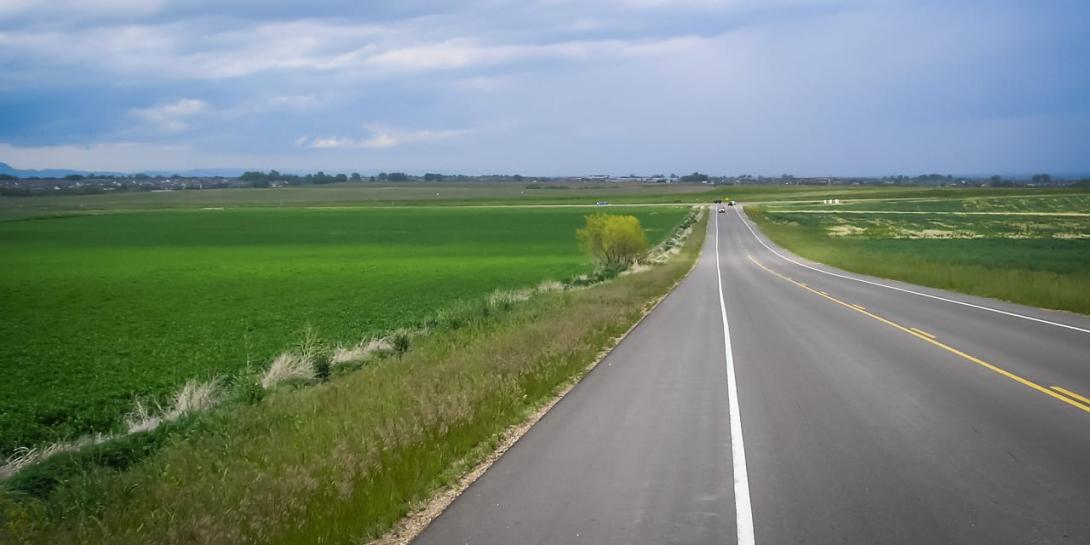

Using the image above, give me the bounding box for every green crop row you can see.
[0,206,686,454]
[5,182,1086,222]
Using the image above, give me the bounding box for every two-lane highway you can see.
[414,206,1090,544]
[724,206,1090,543]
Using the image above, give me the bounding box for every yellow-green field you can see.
[749,192,1090,314]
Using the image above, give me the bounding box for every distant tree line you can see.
[0,182,157,197]
[5,168,1088,196]
[679,172,709,183]
[236,170,536,187]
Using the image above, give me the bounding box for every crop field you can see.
[749,192,1090,314]
[1,209,709,545]
[0,205,687,454]
[5,181,1082,222]
[0,182,715,220]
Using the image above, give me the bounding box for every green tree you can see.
[680,172,709,182]
[577,214,649,266]
[240,171,270,187]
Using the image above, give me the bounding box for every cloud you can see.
[608,0,832,9]
[265,95,320,110]
[0,20,398,82]
[0,0,165,20]
[1,0,1087,175]
[0,141,258,172]
[0,13,723,84]
[130,98,209,132]
[300,125,472,150]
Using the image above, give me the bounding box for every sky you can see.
[0,0,1087,176]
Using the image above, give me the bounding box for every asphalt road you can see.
[414,206,1090,545]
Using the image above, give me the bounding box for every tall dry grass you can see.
[260,352,315,389]
[0,377,221,481]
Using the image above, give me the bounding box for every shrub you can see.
[576,214,649,266]
[231,378,265,405]
[393,332,411,360]
[315,357,332,382]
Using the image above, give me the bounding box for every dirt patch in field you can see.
[828,224,865,236]
[898,228,980,239]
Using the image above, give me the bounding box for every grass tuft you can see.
[260,352,315,389]
[487,288,533,310]
[535,280,565,294]
[0,436,108,480]
[123,378,221,435]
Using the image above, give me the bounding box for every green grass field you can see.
[768,192,1090,213]
[5,181,1085,222]
[0,182,712,220]
[0,206,686,454]
[1,209,708,545]
[749,193,1090,314]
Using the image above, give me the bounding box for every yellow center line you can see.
[745,254,1090,415]
[910,327,937,339]
[1052,386,1090,407]
[851,304,866,311]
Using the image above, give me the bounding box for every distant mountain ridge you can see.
[0,161,92,178]
[0,162,244,178]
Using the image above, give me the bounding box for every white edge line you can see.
[715,208,757,545]
[733,207,1090,335]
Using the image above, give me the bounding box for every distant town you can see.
[1,166,1087,197]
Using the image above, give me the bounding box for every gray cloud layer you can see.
[0,0,1087,174]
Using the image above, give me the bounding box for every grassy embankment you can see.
[0,206,684,455]
[1,210,708,545]
[748,193,1090,314]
